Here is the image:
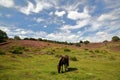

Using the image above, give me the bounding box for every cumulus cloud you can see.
[67,7,91,20]
[0,25,47,39]
[33,17,44,23]
[55,10,66,17]
[0,0,15,8]
[0,13,2,17]
[46,30,80,42]
[60,19,89,30]
[97,13,117,21]
[19,0,52,15]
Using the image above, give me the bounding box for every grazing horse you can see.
[57,55,69,73]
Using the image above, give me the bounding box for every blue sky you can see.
[0,0,120,42]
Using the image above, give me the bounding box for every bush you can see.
[83,40,90,45]
[94,50,100,53]
[9,46,25,54]
[75,43,81,47]
[64,48,71,52]
[14,36,21,40]
[84,48,89,51]
[0,49,5,55]
[112,36,120,42]
[89,50,94,53]
[0,29,8,43]
[70,56,78,61]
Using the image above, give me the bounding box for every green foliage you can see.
[14,36,21,40]
[84,48,89,51]
[64,48,71,52]
[75,43,81,47]
[80,40,83,43]
[70,56,78,61]
[94,49,100,53]
[24,38,29,40]
[83,40,90,44]
[0,29,8,42]
[0,49,5,55]
[112,36,120,42]
[29,38,37,41]
[9,46,26,54]
[38,38,43,41]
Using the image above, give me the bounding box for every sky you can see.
[0,0,120,42]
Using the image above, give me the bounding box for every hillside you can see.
[0,40,120,80]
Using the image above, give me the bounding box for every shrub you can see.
[9,46,25,54]
[84,48,89,51]
[75,43,81,47]
[47,51,54,55]
[14,36,21,40]
[112,36,120,42]
[109,56,116,60]
[64,48,71,52]
[89,50,94,53]
[83,40,90,45]
[0,49,5,55]
[94,50,100,53]
[0,29,8,43]
[70,56,78,61]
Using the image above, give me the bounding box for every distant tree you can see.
[24,38,29,40]
[0,29,8,42]
[14,36,21,40]
[38,38,43,41]
[80,40,83,44]
[75,43,81,47]
[83,40,90,45]
[103,40,108,43]
[112,36,120,42]
[29,38,37,41]
[103,40,108,47]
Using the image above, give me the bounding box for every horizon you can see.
[0,0,120,42]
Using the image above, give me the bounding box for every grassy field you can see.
[0,40,120,80]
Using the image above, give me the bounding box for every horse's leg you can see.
[61,65,63,73]
[58,65,60,73]
[64,65,67,71]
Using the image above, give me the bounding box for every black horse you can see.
[57,55,69,73]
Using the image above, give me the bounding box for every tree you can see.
[14,36,21,40]
[0,29,8,42]
[80,40,83,43]
[83,40,90,45]
[112,36,120,42]
[38,38,43,41]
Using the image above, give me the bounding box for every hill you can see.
[0,40,120,80]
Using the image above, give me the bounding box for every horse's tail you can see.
[57,65,61,73]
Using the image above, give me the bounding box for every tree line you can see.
[0,29,120,46]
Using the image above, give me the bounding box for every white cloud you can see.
[97,14,117,21]
[19,0,52,15]
[60,19,89,30]
[20,1,34,15]
[55,10,66,17]
[67,7,91,20]
[33,17,44,23]
[43,25,47,28]
[49,12,53,15]
[103,0,120,9]
[0,0,15,8]
[46,30,80,42]
[0,25,48,39]
[6,14,12,18]
[0,13,2,17]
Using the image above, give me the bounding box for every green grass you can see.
[0,44,120,80]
